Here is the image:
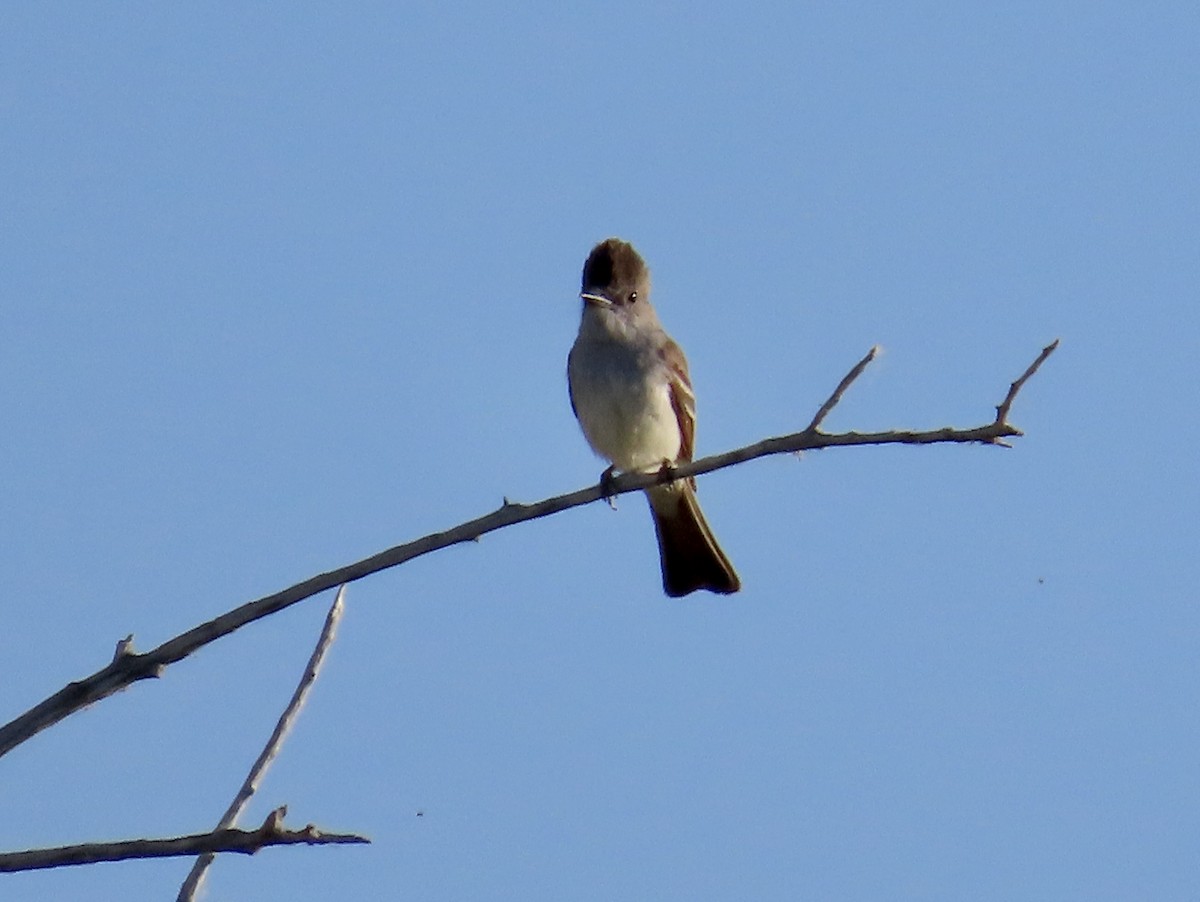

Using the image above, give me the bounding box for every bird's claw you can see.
[599,466,619,510]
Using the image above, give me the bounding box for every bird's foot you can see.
[599,466,619,510]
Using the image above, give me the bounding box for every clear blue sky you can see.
[2,3,1197,899]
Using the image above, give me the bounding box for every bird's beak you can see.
[580,292,612,308]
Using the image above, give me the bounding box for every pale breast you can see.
[569,337,682,473]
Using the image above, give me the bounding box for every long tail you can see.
[646,484,740,597]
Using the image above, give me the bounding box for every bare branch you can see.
[177,587,347,902]
[0,807,368,873]
[0,341,1058,759]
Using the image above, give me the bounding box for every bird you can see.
[567,238,740,597]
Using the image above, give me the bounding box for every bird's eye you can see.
[628,291,638,304]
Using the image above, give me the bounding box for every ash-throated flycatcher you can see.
[567,238,740,597]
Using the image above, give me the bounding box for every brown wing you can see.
[566,348,579,419]
[661,338,696,470]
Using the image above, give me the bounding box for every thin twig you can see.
[805,345,879,432]
[0,340,1059,759]
[176,587,347,902]
[996,337,1060,426]
[0,807,368,873]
